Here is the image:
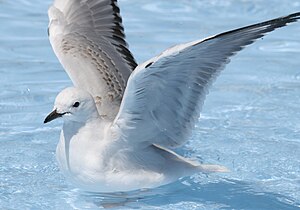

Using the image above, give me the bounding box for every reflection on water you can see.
[63,178,299,209]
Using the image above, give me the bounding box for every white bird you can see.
[45,0,300,192]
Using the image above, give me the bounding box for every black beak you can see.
[44,109,64,124]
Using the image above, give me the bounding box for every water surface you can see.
[0,0,300,209]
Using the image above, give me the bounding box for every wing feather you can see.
[48,0,137,119]
[112,12,300,148]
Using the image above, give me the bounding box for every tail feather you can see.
[198,164,230,173]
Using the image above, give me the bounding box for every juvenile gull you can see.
[45,0,300,192]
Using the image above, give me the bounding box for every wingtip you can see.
[280,11,300,25]
[286,11,300,19]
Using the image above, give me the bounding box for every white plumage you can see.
[45,0,300,192]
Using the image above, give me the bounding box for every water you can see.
[0,0,300,209]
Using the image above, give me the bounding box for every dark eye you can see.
[73,102,80,108]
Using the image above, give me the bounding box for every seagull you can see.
[45,0,300,192]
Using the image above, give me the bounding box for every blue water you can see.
[1,0,300,209]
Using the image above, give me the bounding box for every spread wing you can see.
[112,12,300,148]
[48,0,137,119]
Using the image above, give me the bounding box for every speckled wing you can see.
[113,12,300,148]
[48,0,137,119]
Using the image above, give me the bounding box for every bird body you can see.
[50,87,226,192]
[45,0,300,192]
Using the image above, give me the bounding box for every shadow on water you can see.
[77,178,299,209]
